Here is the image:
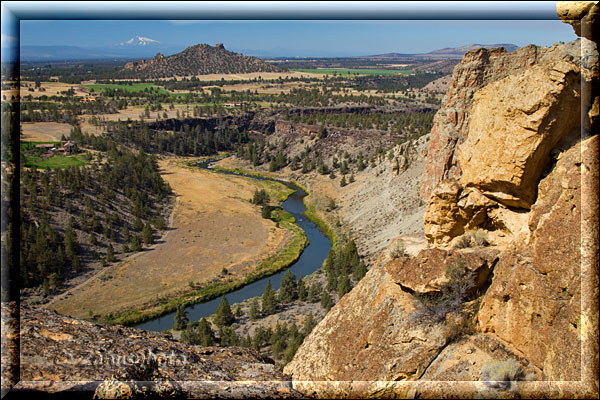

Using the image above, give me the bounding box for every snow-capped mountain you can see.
[118,36,160,46]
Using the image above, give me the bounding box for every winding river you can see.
[135,165,332,332]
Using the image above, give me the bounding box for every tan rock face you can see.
[457,60,581,209]
[283,256,455,397]
[478,135,598,381]
[557,1,598,40]
[385,248,498,295]
[420,41,582,202]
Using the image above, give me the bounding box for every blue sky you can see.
[15,19,577,57]
[2,2,578,58]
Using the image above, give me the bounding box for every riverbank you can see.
[48,157,308,326]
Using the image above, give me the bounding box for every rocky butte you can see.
[2,2,598,399]
[284,2,598,398]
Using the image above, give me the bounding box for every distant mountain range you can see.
[363,43,519,60]
[20,36,180,61]
[18,40,520,62]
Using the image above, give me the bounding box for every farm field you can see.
[291,68,415,76]
[83,82,170,94]
[20,121,72,141]
[47,157,295,321]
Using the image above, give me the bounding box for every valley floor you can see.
[47,156,294,321]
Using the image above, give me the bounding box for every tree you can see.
[302,313,317,336]
[307,282,322,303]
[252,189,269,206]
[261,205,271,219]
[278,270,297,303]
[122,223,130,242]
[214,295,234,327]
[249,297,261,320]
[340,176,347,187]
[173,304,189,331]
[181,318,215,346]
[106,243,115,262]
[353,260,368,281]
[219,326,240,347]
[338,274,352,298]
[320,290,333,311]
[297,278,307,301]
[142,222,153,245]
[133,217,143,231]
[261,280,277,315]
[131,235,142,252]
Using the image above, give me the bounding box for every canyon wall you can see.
[285,3,599,398]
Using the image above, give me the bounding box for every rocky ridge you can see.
[284,4,599,398]
[121,43,284,79]
[2,302,300,398]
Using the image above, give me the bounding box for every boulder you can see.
[457,60,581,209]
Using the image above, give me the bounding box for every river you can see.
[134,166,332,332]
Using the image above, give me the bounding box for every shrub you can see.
[453,234,472,249]
[413,258,476,322]
[472,228,489,246]
[389,240,406,259]
[480,359,523,390]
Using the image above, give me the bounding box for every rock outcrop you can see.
[2,303,300,398]
[419,40,581,201]
[120,43,284,79]
[286,4,599,398]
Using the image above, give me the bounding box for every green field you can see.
[291,68,415,76]
[84,83,169,94]
[24,154,87,169]
[21,141,87,169]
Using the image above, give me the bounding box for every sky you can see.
[3,2,579,58]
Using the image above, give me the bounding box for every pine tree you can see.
[340,176,347,187]
[320,291,332,311]
[122,223,130,242]
[214,295,234,327]
[302,313,317,336]
[261,205,271,219]
[249,297,260,320]
[278,270,297,303]
[131,235,142,252]
[261,280,277,315]
[307,282,322,303]
[297,278,307,301]
[173,304,189,331]
[133,217,143,231]
[353,260,368,281]
[338,274,352,298]
[142,222,153,245]
[106,243,115,262]
[197,318,216,346]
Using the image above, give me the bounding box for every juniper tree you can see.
[278,270,297,303]
[249,298,260,320]
[297,278,307,301]
[214,295,235,327]
[173,304,189,331]
[261,280,277,315]
[142,222,153,245]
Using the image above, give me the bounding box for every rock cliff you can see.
[2,303,300,398]
[285,3,598,398]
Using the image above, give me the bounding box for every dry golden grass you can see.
[48,156,290,320]
[20,122,72,142]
